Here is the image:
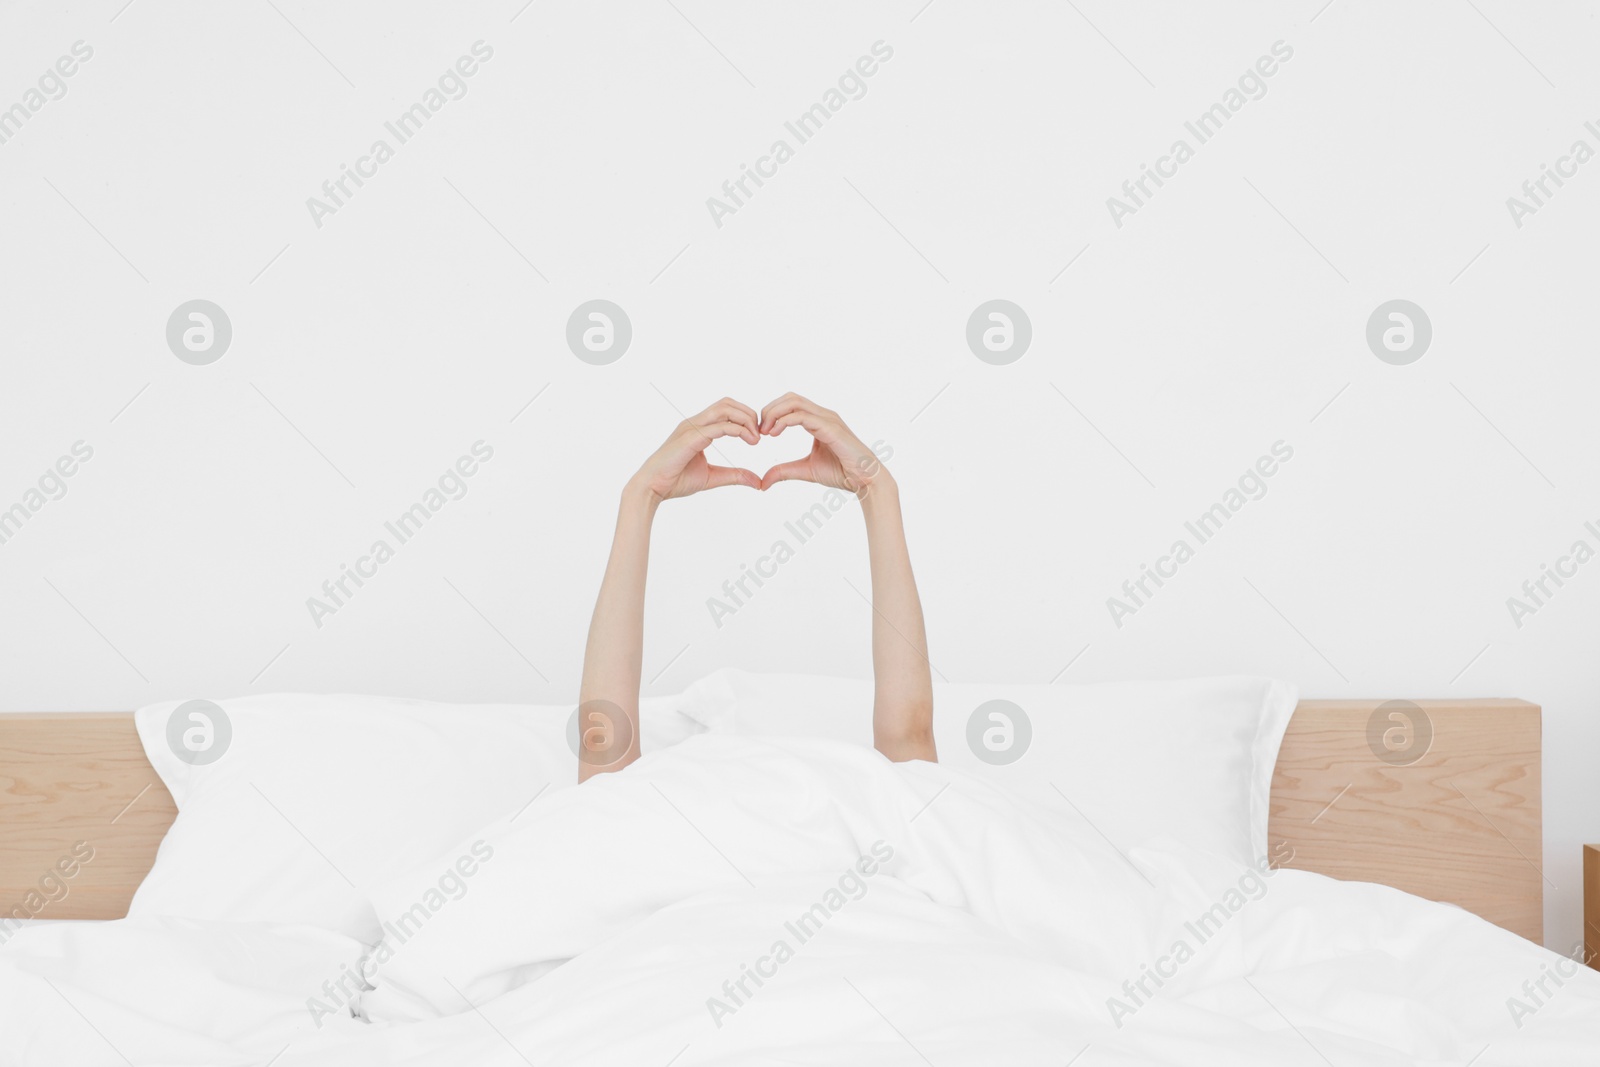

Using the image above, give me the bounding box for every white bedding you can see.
[3,735,1597,1065]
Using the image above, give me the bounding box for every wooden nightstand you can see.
[1587,846,1599,970]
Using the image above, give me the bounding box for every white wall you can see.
[1,0,1595,949]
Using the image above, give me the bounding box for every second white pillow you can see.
[678,669,1297,867]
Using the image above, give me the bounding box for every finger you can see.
[693,398,757,427]
[704,420,755,446]
[682,419,755,450]
[758,392,800,433]
[717,396,761,426]
[760,394,825,434]
[694,401,754,431]
[704,465,761,490]
[769,409,836,442]
[694,402,758,443]
[759,459,813,491]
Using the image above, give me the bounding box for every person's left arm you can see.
[576,399,761,782]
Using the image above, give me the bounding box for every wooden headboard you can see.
[0,699,1543,941]
[0,713,173,924]
[1268,698,1541,942]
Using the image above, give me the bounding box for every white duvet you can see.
[3,735,1597,1065]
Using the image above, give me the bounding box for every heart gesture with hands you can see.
[582,391,932,785]
[634,393,889,503]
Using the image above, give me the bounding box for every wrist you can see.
[858,470,899,515]
[621,476,662,521]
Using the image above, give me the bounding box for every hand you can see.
[632,398,762,502]
[758,393,889,496]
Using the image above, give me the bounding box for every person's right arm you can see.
[759,394,936,763]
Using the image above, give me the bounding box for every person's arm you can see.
[859,479,936,761]
[758,394,936,762]
[576,399,761,783]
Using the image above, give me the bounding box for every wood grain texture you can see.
[1585,845,1599,971]
[0,713,175,922]
[1269,699,1542,943]
[0,702,1546,936]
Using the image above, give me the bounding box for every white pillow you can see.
[678,670,1296,867]
[130,693,704,940]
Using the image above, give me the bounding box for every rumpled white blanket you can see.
[3,735,1597,1065]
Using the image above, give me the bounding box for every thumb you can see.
[759,459,813,491]
[704,465,761,491]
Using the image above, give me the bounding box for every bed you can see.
[0,677,1593,1065]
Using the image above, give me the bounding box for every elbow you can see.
[874,715,936,764]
